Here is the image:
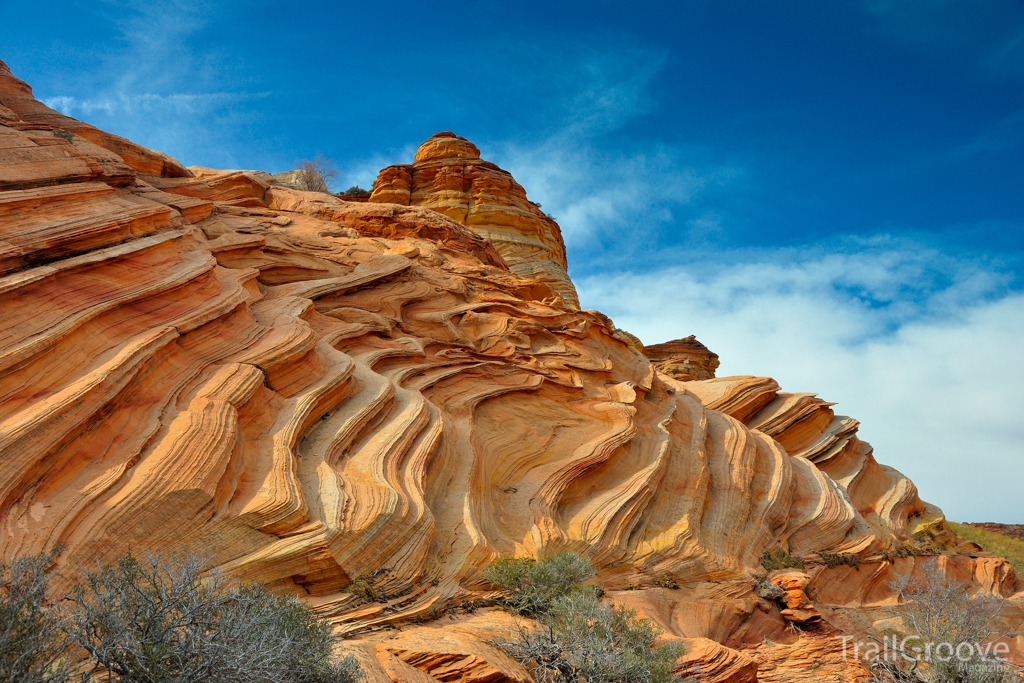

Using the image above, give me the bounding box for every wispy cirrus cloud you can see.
[40,0,270,168]
[936,107,1024,161]
[498,139,739,253]
[45,91,271,118]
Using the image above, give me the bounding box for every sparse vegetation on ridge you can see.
[950,522,1024,576]
[817,551,862,569]
[485,553,687,683]
[295,154,341,193]
[878,543,933,564]
[338,185,370,198]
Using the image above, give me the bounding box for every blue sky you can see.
[2,0,1022,521]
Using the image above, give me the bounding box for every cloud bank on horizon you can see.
[1,0,1022,521]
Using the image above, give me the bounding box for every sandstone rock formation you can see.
[643,335,720,381]
[0,59,1020,681]
[768,571,821,625]
[369,132,578,309]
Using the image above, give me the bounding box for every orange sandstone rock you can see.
[769,571,822,625]
[369,132,578,308]
[0,61,1019,682]
[677,638,758,683]
[749,626,874,683]
[643,335,720,381]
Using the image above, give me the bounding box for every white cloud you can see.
[497,140,734,247]
[44,91,270,118]
[576,242,1024,522]
[473,42,1023,523]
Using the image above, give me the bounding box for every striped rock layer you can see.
[1,59,1019,682]
[369,132,579,309]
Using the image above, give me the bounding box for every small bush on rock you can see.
[65,553,361,683]
[0,548,69,683]
[818,551,861,569]
[498,590,685,683]
[349,568,390,604]
[654,574,679,590]
[760,548,805,571]
[484,552,596,616]
[754,577,785,601]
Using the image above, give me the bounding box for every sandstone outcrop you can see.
[676,638,758,683]
[643,335,720,381]
[0,59,1020,681]
[768,571,821,625]
[369,132,578,309]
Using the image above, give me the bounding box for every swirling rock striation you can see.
[0,60,1019,681]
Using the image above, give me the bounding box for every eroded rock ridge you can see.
[0,59,1019,682]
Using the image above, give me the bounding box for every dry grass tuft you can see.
[950,522,1024,576]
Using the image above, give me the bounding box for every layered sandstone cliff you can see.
[369,132,579,309]
[0,59,1020,682]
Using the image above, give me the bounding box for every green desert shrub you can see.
[0,548,69,683]
[64,553,361,683]
[487,553,686,682]
[484,552,597,616]
[760,547,805,571]
[497,590,685,683]
[338,185,371,197]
